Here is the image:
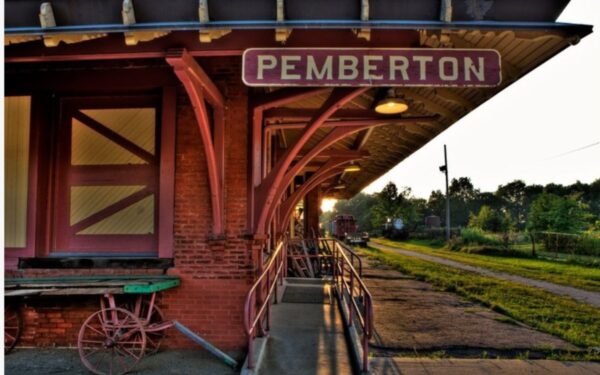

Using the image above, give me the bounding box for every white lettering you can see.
[339,56,359,80]
[363,55,383,80]
[439,57,459,81]
[413,56,433,80]
[307,56,333,80]
[281,55,301,80]
[465,57,485,81]
[389,56,409,81]
[257,55,277,80]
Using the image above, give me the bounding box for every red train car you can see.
[330,215,369,247]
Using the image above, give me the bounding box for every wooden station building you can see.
[4,0,591,353]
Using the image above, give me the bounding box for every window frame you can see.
[3,88,176,268]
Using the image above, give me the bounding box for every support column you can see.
[304,187,320,239]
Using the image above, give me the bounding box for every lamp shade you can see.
[374,88,409,114]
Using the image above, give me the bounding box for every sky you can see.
[362,0,600,200]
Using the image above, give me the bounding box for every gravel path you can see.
[369,242,600,308]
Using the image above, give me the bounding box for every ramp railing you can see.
[330,239,373,373]
[243,239,287,370]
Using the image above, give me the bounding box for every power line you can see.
[545,140,600,160]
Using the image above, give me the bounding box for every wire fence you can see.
[536,231,600,257]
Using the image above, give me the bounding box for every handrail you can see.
[331,239,373,373]
[243,239,287,370]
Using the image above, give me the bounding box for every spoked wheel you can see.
[128,301,166,355]
[4,305,21,354]
[78,307,146,375]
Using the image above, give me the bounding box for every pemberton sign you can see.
[242,48,501,87]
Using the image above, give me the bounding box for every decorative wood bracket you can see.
[276,0,292,43]
[355,0,370,41]
[166,49,225,236]
[39,2,106,47]
[198,0,231,43]
[122,0,170,46]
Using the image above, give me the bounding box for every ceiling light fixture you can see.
[374,88,409,115]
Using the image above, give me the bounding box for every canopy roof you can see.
[4,1,592,201]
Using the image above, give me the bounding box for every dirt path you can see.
[369,242,600,308]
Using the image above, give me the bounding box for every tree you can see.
[371,182,400,229]
[526,193,589,233]
[469,205,503,232]
[496,180,527,229]
[449,177,480,227]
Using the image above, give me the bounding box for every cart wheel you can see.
[125,301,166,355]
[4,305,21,354]
[78,307,146,375]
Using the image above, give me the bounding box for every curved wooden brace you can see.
[278,159,356,233]
[166,50,224,235]
[254,87,368,234]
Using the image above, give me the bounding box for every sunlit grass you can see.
[372,238,600,292]
[360,246,600,353]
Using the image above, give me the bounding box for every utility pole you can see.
[439,145,450,240]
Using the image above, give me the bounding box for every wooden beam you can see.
[264,108,400,122]
[353,128,374,150]
[297,149,370,159]
[166,51,224,235]
[266,117,410,130]
[167,49,224,107]
[254,88,329,111]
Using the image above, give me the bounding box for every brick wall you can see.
[7,57,257,352]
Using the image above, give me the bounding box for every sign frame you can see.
[242,47,502,88]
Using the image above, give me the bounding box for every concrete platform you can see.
[4,348,241,375]
[371,358,600,375]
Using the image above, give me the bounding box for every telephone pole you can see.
[439,145,450,240]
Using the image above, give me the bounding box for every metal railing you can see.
[243,240,287,369]
[325,238,373,373]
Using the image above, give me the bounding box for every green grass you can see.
[360,246,600,354]
[372,238,600,292]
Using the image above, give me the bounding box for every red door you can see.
[52,97,160,256]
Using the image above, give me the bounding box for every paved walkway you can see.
[370,242,600,308]
[4,349,240,375]
[371,358,600,375]
[259,280,354,375]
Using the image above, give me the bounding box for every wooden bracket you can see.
[39,2,106,47]
[275,0,292,43]
[440,0,453,22]
[355,0,370,41]
[198,0,231,43]
[122,0,169,45]
[166,49,226,236]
